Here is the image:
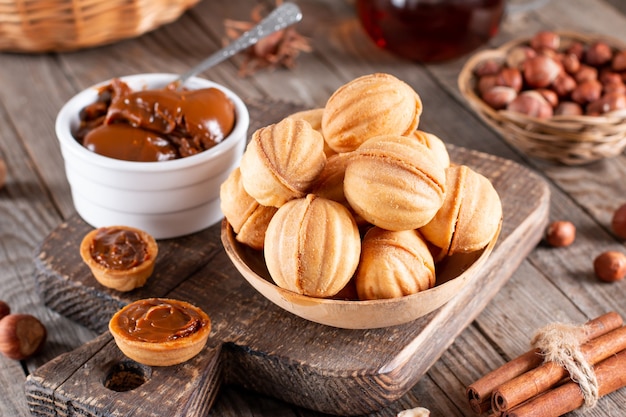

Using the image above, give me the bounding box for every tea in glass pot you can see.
[356,0,505,62]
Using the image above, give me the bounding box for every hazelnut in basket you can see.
[459,30,626,164]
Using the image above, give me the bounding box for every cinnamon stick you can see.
[502,349,626,417]
[465,311,623,414]
[492,324,626,412]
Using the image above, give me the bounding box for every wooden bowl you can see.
[221,219,501,329]
[458,31,626,165]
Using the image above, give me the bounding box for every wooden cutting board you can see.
[25,100,550,417]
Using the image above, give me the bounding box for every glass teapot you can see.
[356,0,546,63]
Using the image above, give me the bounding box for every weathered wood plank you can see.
[27,144,549,416]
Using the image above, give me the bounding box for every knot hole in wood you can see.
[104,360,153,392]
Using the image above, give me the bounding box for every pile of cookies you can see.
[220,73,502,301]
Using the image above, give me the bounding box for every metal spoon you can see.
[175,2,303,86]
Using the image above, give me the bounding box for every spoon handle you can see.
[177,2,303,85]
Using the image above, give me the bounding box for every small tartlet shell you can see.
[79,225,158,292]
[109,298,211,366]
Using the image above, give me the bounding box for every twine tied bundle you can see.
[531,322,599,409]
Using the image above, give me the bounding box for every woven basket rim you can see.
[0,0,201,52]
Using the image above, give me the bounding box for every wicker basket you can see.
[0,0,201,52]
[458,31,626,165]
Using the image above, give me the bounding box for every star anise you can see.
[223,1,313,77]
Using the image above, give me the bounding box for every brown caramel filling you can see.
[75,78,236,162]
[115,299,207,343]
[90,228,149,270]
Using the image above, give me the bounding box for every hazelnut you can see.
[506,91,554,119]
[585,41,613,67]
[612,203,626,239]
[555,101,583,116]
[506,46,537,70]
[593,251,626,282]
[545,220,576,247]
[496,67,523,92]
[552,73,577,97]
[603,81,626,95]
[0,314,47,360]
[0,301,9,321]
[482,86,517,109]
[587,92,626,115]
[575,65,598,83]
[561,53,581,75]
[523,55,562,88]
[530,31,560,51]
[600,70,622,85]
[477,74,498,95]
[0,159,6,190]
[612,50,626,71]
[567,42,586,60]
[536,88,559,108]
[571,79,602,105]
[474,59,502,77]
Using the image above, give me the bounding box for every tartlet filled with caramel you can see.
[80,225,158,292]
[109,298,211,366]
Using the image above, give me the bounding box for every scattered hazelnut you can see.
[612,203,626,239]
[0,301,10,321]
[523,55,562,88]
[506,91,553,119]
[482,86,517,109]
[585,41,613,67]
[593,251,626,282]
[530,31,560,51]
[545,220,576,247]
[0,314,47,360]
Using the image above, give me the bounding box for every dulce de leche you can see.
[112,298,208,343]
[75,78,236,162]
[79,225,158,292]
[109,298,211,366]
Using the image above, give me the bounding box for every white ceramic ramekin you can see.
[56,73,249,239]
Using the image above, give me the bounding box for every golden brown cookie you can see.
[420,164,502,255]
[344,135,446,231]
[220,167,278,250]
[355,228,435,300]
[322,73,422,153]
[287,107,336,158]
[239,117,326,207]
[264,194,361,298]
[410,130,451,168]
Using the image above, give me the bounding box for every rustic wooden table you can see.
[2,1,626,416]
